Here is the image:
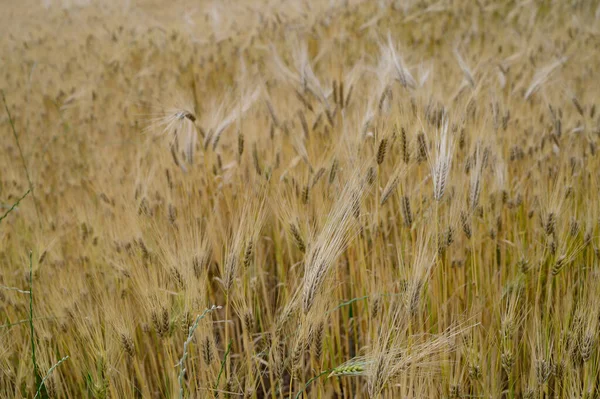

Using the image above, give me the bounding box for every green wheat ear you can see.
[328,361,367,377]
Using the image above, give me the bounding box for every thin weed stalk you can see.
[2,91,41,226]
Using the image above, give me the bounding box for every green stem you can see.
[28,251,42,394]
[294,369,332,399]
[215,340,232,397]
[34,356,69,399]
[0,189,30,224]
[326,296,368,315]
[2,91,41,227]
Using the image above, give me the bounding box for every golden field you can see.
[2,0,600,397]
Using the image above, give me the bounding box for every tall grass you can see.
[1,0,600,397]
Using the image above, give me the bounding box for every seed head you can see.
[377,138,388,165]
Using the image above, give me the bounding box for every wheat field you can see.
[1,0,600,398]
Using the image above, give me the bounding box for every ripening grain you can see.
[1,1,600,398]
